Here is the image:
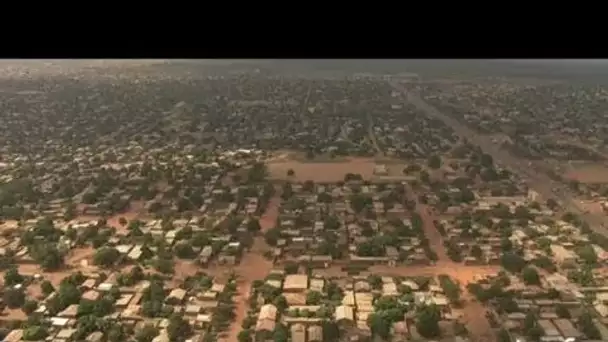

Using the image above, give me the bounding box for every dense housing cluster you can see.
[265,180,436,267]
[412,80,608,161]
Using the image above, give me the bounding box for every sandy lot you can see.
[578,200,605,214]
[565,163,608,183]
[268,158,376,182]
[260,194,280,233]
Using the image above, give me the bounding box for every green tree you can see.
[577,245,598,265]
[4,267,23,286]
[428,155,441,169]
[497,328,511,342]
[273,323,289,342]
[247,219,261,233]
[174,242,195,259]
[546,198,559,210]
[368,313,391,339]
[522,266,541,285]
[480,153,494,167]
[167,313,192,342]
[93,247,120,268]
[416,305,441,338]
[470,245,483,259]
[155,258,174,274]
[556,304,570,318]
[501,252,526,273]
[264,227,282,246]
[238,329,252,342]
[41,280,55,296]
[578,311,601,339]
[22,326,48,341]
[284,262,298,275]
[306,291,322,305]
[247,163,268,183]
[350,193,372,213]
[22,299,38,315]
[191,231,210,248]
[135,324,159,342]
[3,288,25,308]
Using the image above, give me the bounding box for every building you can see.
[283,274,309,292]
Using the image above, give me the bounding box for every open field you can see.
[268,158,414,182]
[565,163,608,183]
[269,159,376,182]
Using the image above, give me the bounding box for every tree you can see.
[306,291,322,305]
[273,323,289,342]
[247,163,268,183]
[155,258,174,274]
[22,299,38,315]
[247,219,261,233]
[23,326,48,341]
[577,311,601,339]
[438,275,461,303]
[460,189,475,203]
[522,266,540,285]
[93,247,120,268]
[3,288,25,308]
[174,242,195,259]
[453,321,469,336]
[420,170,430,183]
[64,203,77,221]
[501,252,526,273]
[322,321,340,342]
[556,304,570,318]
[271,294,287,312]
[107,326,126,342]
[191,231,210,248]
[41,280,55,296]
[546,198,559,210]
[368,313,391,339]
[118,217,128,226]
[350,193,372,213]
[4,267,23,286]
[167,313,192,342]
[368,275,382,290]
[238,330,252,342]
[480,153,494,167]
[577,245,598,265]
[497,328,512,342]
[428,155,441,169]
[416,305,441,338]
[470,245,483,259]
[135,324,159,342]
[284,262,298,275]
[264,227,282,246]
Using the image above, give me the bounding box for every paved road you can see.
[390,81,608,236]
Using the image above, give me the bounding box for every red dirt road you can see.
[405,186,498,342]
[220,193,280,342]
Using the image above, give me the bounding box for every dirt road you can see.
[404,184,498,342]
[367,113,384,157]
[220,192,280,342]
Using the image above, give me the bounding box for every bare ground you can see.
[259,193,281,233]
[218,194,279,342]
[406,186,498,342]
[565,163,608,183]
[268,158,376,182]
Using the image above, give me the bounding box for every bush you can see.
[93,247,120,268]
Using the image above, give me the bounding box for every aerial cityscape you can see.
[0,59,607,342]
